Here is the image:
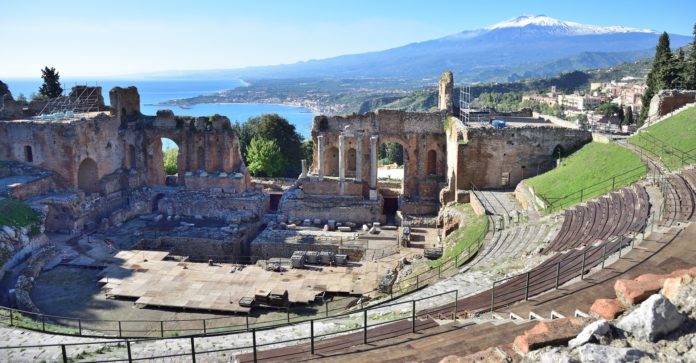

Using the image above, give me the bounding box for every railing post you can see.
[78,319,82,335]
[612,177,615,190]
[310,319,315,355]
[118,321,122,337]
[602,244,607,269]
[453,289,459,321]
[363,309,368,344]
[160,321,164,337]
[325,300,329,317]
[9,310,13,326]
[416,275,419,289]
[42,315,45,332]
[190,336,196,363]
[411,300,416,333]
[126,340,132,363]
[490,282,496,314]
[252,328,257,363]
[61,344,68,363]
[202,319,207,335]
[580,189,584,202]
[555,262,561,289]
[438,264,441,279]
[524,272,530,301]
[287,309,290,324]
[580,249,586,280]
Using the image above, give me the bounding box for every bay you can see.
[3,79,315,149]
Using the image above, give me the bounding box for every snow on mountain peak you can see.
[484,15,657,35]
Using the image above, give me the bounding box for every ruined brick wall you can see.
[438,71,454,113]
[279,188,384,224]
[648,90,696,119]
[157,190,269,222]
[310,109,447,201]
[455,126,592,190]
[301,178,364,197]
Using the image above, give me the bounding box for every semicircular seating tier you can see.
[542,185,650,255]
[662,169,696,226]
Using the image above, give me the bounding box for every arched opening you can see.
[325,146,339,177]
[427,149,437,175]
[152,193,166,212]
[77,158,99,194]
[378,141,406,225]
[126,144,136,170]
[24,145,33,163]
[346,148,356,177]
[552,145,565,159]
[161,138,180,185]
[197,146,205,171]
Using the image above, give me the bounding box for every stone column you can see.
[369,135,378,200]
[355,132,363,182]
[338,135,346,182]
[317,135,324,180]
[300,159,307,178]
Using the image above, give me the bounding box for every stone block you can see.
[590,298,625,320]
[662,273,696,316]
[512,317,587,354]
[616,294,686,342]
[313,218,322,225]
[577,344,646,363]
[338,226,352,232]
[568,319,610,348]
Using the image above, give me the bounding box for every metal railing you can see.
[537,164,648,213]
[629,131,696,171]
[0,290,461,363]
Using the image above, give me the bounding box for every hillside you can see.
[524,142,646,212]
[146,15,691,84]
[628,106,696,170]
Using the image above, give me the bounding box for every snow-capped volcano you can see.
[485,15,657,35]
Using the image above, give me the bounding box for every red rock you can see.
[590,298,626,320]
[513,317,587,354]
[615,267,696,306]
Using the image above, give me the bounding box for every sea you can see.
[3,79,315,149]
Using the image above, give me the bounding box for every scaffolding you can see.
[37,85,102,119]
[459,86,489,126]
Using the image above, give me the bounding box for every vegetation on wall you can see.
[0,199,41,236]
[163,147,178,175]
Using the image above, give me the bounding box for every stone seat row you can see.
[662,169,696,225]
[543,185,649,255]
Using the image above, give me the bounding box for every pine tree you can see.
[674,49,687,89]
[686,23,696,89]
[641,32,675,121]
[38,67,63,98]
[626,106,634,125]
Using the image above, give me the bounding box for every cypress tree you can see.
[641,32,675,121]
[686,23,696,89]
[38,66,63,98]
[674,48,687,89]
[626,106,634,125]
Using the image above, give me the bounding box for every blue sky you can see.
[1,0,694,78]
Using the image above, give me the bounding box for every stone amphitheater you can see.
[0,73,695,362]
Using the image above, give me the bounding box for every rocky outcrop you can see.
[14,244,58,312]
[616,294,686,342]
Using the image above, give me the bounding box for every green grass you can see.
[628,106,696,171]
[0,199,41,235]
[429,204,488,268]
[525,142,646,212]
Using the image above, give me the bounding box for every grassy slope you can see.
[525,142,646,211]
[628,106,696,170]
[430,204,488,268]
[0,199,41,235]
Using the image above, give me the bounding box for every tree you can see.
[301,140,313,165]
[234,114,304,177]
[641,33,676,121]
[163,147,178,175]
[16,93,27,103]
[596,103,622,117]
[674,49,687,89]
[626,106,634,125]
[246,138,284,177]
[39,67,63,98]
[0,80,11,100]
[685,23,696,89]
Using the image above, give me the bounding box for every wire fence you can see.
[628,131,696,172]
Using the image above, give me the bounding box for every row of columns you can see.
[314,132,379,200]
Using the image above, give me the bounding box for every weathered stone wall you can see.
[310,109,447,201]
[301,178,364,197]
[648,90,696,119]
[136,236,245,260]
[279,187,384,224]
[157,190,269,222]
[455,126,592,190]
